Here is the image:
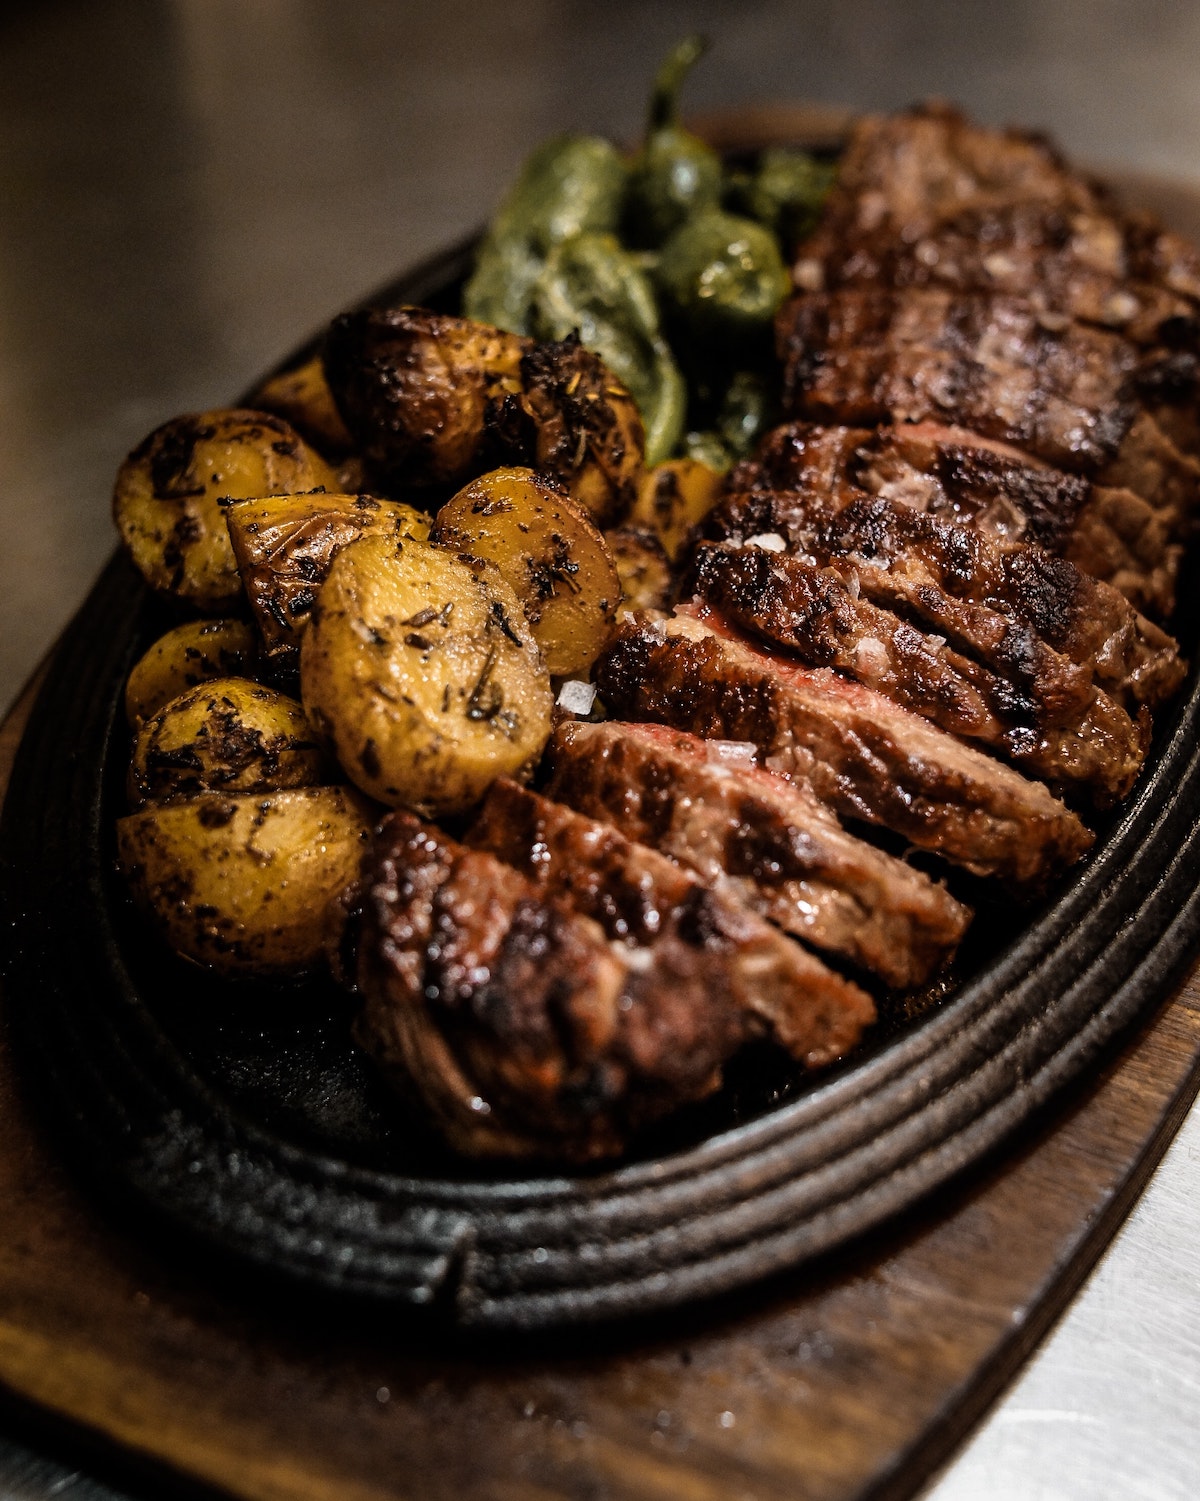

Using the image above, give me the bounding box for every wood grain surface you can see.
[1,664,1200,1501]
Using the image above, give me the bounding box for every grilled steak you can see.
[356,811,871,1161]
[545,720,970,989]
[687,541,1148,803]
[593,611,1093,887]
[469,778,875,1056]
[779,287,1138,473]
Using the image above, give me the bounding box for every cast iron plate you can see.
[5,227,1200,1332]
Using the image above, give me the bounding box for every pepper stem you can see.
[647,35,710,134]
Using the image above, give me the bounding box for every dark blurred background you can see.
[4,0,1200,711]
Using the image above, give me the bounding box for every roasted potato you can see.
[630,457,725,561]
[224,492,430,668]
[113,409,339,608]
[124,618,259,726]
[431,468,619,677]
[323,307,644,523]
[300,532,552,816]
[116,785,375,977]
[247,353,356,457]
[128,677,327,807]
[605,525,673,615]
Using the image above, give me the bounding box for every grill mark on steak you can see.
[468,779,875,1063]
[545,720,971,990]
[778,287,1139,474]
[355,811,873,1161]
[592,612,1093,889]
[702,481,1184,715]
[686,541,1148,804]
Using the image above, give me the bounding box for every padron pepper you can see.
[729,147,837,251]
[654,207,791,357]
[623,35,723,250]
[464,133,627,332]
[528,231,686,465]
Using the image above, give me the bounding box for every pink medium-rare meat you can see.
[545,719,970,989]
[686,541,1148,804]
[356,812,867,1162]
[778,287,1138,474]
[468,778,875,1059]
[591,611,1093,888]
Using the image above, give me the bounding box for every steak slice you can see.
[702,483,1184,715]
[468,778,874,1055]
[592,612,1093,888]
[356,811,870,1161]
[778,287,1138,473]
[545,720,970,989]
[686,542,1148,804]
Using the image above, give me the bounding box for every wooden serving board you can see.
[1,663,1200,1501]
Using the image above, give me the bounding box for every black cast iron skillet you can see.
[5,193,1200,1332]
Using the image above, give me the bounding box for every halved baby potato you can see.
[431,467,620,677]
[124,618,260,727]
[223,492,430,668]
[113,408,339,608]
[605,525,673,616]
[116,785,376,977]
[300,531,552,816]
[128,677,327,808]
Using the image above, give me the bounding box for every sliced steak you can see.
[686,541,1148,803]
[469,778,874,1056]
[778,287,1138,474]
[545,720,970,989]
[592,612,1093,888]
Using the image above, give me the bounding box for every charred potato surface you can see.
[323,307,644,524]
[129,678,326,808]
[605,525,674,615]
[431,467,619,677]
[300,532,552,816]
[113,409,339,608]
[124,618,259,726]
[117,786,376,977]
[630,456,725,561]
[224,492,430,667]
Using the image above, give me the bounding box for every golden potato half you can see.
[113,408,339,608]
[432,468,619,677]
[301,532,552,816]
[129,677,327,807]
[247,353,355,457]
[124,618,259,726]
[117,785,375,977]
[631,457,725,562]
[224,492,430,667]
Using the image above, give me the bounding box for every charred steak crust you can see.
[468,778,875,1065]
[545,720,970,990]
[592,612,1093,889]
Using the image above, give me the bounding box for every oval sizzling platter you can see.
[5,141,1200,1332]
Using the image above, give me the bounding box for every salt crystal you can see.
[556,679,597,715]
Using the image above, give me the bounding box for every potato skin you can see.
[224,492,430,668]
[113,409,339,608]
[247,353,356,457]
[630,457,725,561]
[129,677,326,807]
[431,467,619,677]
[124,618,259,726]
[323,307,644,523]
[605,525,674,615]
[300,532,552,816]
[116,786,376,977]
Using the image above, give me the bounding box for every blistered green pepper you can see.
[730,147,837,250]
[716,369,775,459]
[655,208,791,356]
[624,36,723,250]
[682,429,734,472]
[529,232,686,465]
[464,134,627,331]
